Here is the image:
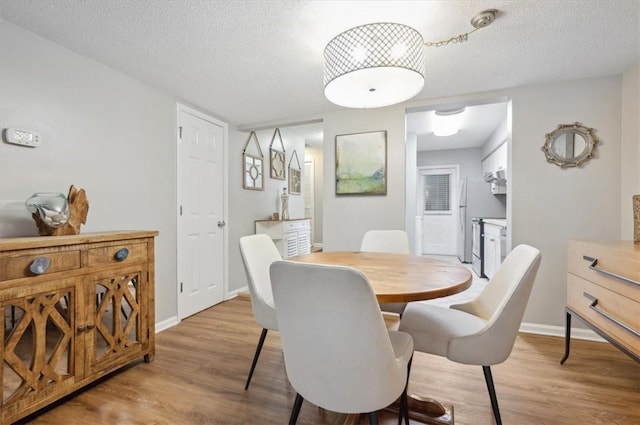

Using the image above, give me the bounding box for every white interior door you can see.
[178,107,225,319]
[304,159,314,243]
[419,166,458,255]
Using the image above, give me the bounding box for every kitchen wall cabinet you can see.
[482,141,507,183]
[0,231,158,424]
[255,219,311,258]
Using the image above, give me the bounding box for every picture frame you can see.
[288,150,302,195]
[242,131,264,191]
[335,130,387,195]
[269,128,286,180]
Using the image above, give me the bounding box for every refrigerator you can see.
[457,177,506,263]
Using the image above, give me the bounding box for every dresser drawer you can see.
[0,250,81,281]
[283,220,310,232]
[567,274,640,356]
[86,243,148,266]
[568,240,640,302]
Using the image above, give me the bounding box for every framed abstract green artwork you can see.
[335,130,387,196]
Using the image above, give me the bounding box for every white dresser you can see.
[255,218,311,258]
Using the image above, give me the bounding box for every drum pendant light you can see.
[323,23,425,109]
[323,10,498,109]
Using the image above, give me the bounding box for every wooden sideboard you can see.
[0,230,158,424]
[562,240,640,364]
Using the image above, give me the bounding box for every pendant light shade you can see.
[323,23,425,109]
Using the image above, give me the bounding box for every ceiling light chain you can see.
[424,9,497,48]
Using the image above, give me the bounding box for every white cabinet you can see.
[255,218,311,258]
[482,142,508,187]
[494,142,507,175]
[483,221,506,279]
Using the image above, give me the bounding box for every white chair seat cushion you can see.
[388,330,414,364]
[399,303,487,358]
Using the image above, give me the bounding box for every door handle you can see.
[217,221,226,228]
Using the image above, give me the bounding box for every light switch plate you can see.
[3,128,41,148]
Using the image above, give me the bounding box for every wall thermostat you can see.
[3,128,41,148]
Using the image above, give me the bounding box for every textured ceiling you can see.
[0,1,638,133]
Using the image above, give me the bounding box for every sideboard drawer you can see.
[568,240,640,302]
[86,242,148,266]
[0,250,81,281]
[567,274,640,355]
[283,220,310,232]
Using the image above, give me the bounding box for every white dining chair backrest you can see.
[447,244,542,365]
[360,230,411,316]
[239,234,282,330]
[270,260,412,414]
[360,230,411,254]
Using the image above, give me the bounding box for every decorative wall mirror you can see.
[242,131,264,190]
[542,122,599,168]
[269,128,286,180]
[288,150,302,195]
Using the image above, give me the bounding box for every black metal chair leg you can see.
[244,328,268,390]
[368,412,379,425]
[289,393,304,425]
[482,366,502,425]
[398,356,412,425]
[560,310,572,364]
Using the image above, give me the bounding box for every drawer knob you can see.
[29,256,51,275]
[115,248,129,261]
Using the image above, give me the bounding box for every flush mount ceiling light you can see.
[323,10,498,109]
[433,107,466,137]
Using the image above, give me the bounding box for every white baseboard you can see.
[227,286,247,300]
[155,316,180,334]
[519,322,606,343]
[313,242,324,248]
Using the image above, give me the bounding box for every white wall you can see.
[323,75,625,328]
[227,127,306,293]
[323,107,406,251]
[510,76,622,326]
[0,21,179,323]
[620,63,640,239]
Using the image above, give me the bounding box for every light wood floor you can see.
[18,297,640,425]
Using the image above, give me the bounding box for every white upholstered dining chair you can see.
[238,234,282,390]
[360,229,411,316]
[270,260,414,425]
[399,244,541,425]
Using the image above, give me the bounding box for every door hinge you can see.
[179,205,183,216]
[178,126,183,139]
[180,282,183,293]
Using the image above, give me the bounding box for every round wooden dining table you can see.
[289,251,473,425]
[289,251,472,303]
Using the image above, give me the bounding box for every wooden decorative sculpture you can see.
[32,185,89,236]
[634,195,639,243]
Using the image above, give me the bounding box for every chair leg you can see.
[368,412,379,425]
[289,393,304,425]
[482,366,502,425]
[398,356,413,425]
[244,328,268,390]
